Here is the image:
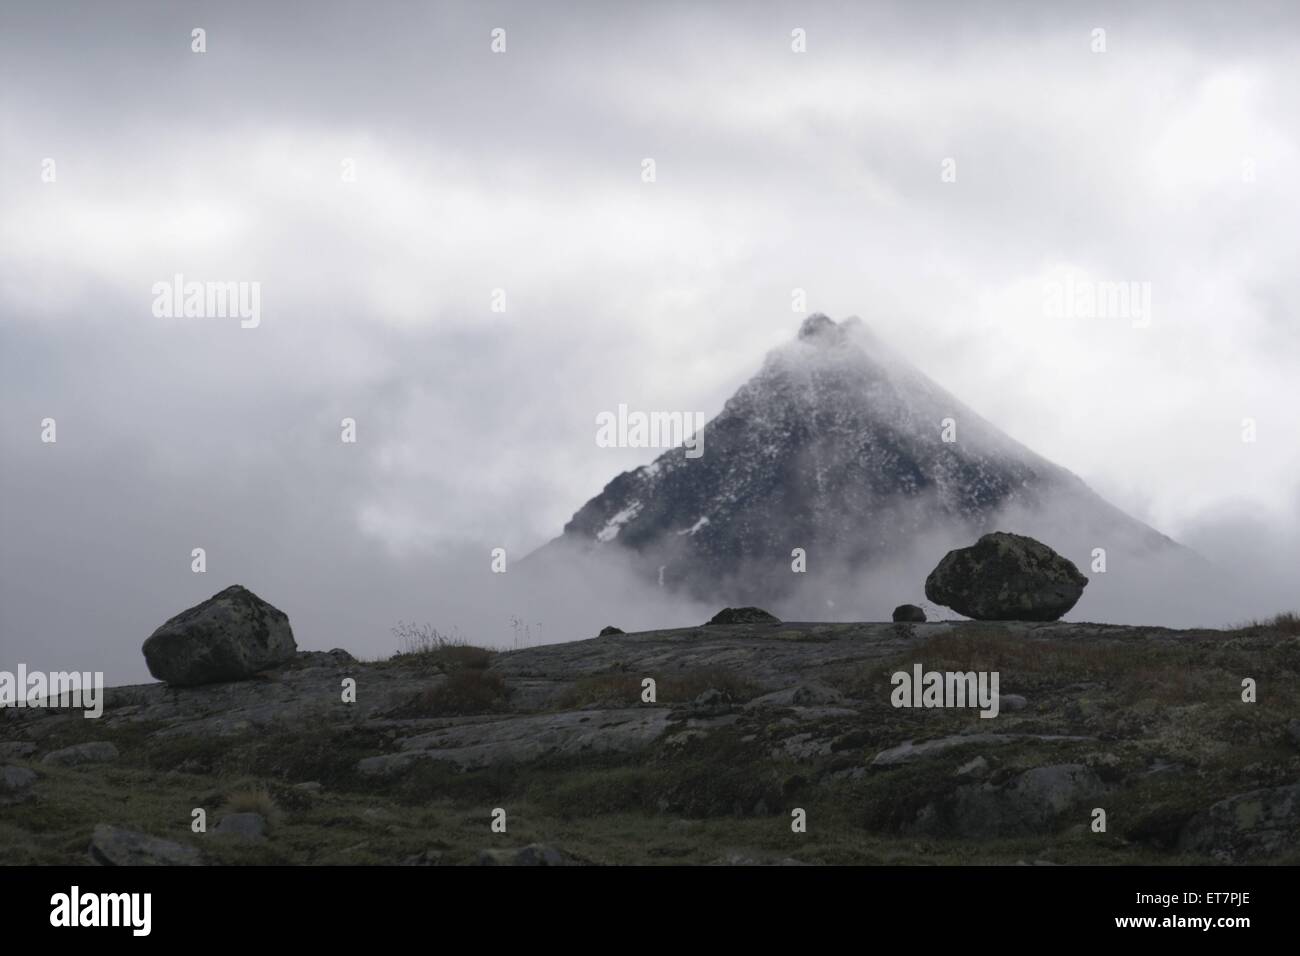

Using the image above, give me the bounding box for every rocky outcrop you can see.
[142,585,298,686]
[912,764,1108,837]
[925,532,1088,621]
[1177,784,1300,862]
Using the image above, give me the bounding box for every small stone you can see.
[476,844,567,866]
[690,688,735,716]
[597,626,624,636]
[214,812,267,841]
[1001,694,1028,712]
[955,756,989,777]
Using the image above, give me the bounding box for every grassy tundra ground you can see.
[3,616,1298,865]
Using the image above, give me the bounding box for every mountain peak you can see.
[531,312,1183,618]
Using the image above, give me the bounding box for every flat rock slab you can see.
[745,682,847,710]
[42,741,119,767]
[359,707,673,774]
[872,733,1094,767]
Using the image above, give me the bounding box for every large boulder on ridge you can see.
[924,532,1087,621]
[142,585,297,686]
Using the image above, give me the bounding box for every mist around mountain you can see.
[526,315,1231,626]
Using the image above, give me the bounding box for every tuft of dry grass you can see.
[220,786,280,829]
[661,667,762,702]
[1114,664,1222,707]
[556,674,642,708]
[386,621,495,672]
[400,669,509,717]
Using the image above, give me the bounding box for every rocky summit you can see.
[925,532,1088,621]
[142,585,298,687]
[4,613,1298,865]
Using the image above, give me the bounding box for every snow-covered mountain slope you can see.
[527,315,1209,620]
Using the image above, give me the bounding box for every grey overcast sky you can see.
[2,1,1298,683]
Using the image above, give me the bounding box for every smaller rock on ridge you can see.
[706,607,781,626]
[892,604,926,623]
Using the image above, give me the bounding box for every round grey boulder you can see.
[142,585,297,687]
[924,532,1087,621]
